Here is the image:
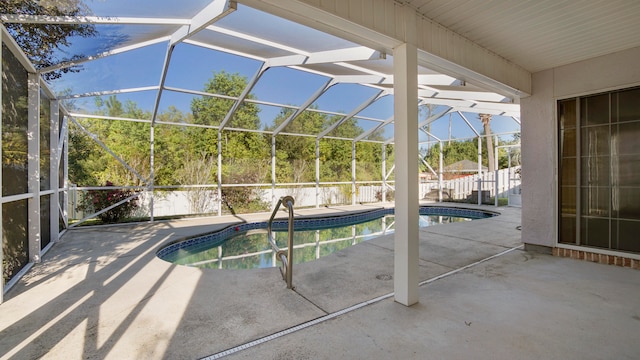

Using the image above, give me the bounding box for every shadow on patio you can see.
[1,206,638,359]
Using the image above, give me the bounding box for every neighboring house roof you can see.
[444,160,487,172]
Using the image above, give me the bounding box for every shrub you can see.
[78,181,139,223]
[375,188,395,202]
[220,187,269,215]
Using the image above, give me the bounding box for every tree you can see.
[422,139,481,179]
[65,68,399,213]
[510,132,522,168]
[479,114,495,172]
[191,71,267,162]
[269,108,327,183]
[69,96,152,186]
[67,72,272,215]
[177,152,217,214]
[1,0,97,80]
[154,107,196,186]
[191,71,269,213]
[68,123,100,185]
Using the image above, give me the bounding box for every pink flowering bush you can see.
[78,181,139,223]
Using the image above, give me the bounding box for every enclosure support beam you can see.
[393,42,419,306]
[352,142,356,205]
[385,165,395,183]
[69,117,148,185]
[439,141,444,202]
[221,63,268,131]
[62,116,69,228]
[28,73,41,263]
[477,136,482,206]
[315,139,320,208]
[217,131,223,216]
[382,144,387,203]
[271,136,277,207]
[420,157,437,178]
[273,79,334,136]
[149,127,155,221]
[318,90,386,140]
[508,147,512,196]
[0,36,3,303]
[355,116,393,142]
[50,100,60,244]
[495,146,499,207]
[56,117,67,169]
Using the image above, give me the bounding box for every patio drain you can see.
[375,274,393,281]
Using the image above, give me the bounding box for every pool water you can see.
[162,213,478,270]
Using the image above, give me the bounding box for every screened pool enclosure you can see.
[1,1,520,296]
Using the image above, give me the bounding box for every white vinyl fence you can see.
[421,166,522,202]
[69,166,522,221]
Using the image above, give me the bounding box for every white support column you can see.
[393,42,419,306]
[50,100,60,243]
[27,73,41,263]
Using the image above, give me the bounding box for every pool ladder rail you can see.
[267,196,295,289]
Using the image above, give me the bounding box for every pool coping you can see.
[156,205,499,262]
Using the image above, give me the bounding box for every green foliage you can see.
[190,71,270,213]
[221,157,270,214]
[154,125,207,187]
[67,123,99,185]
[77,181,139,223]
[221,186,269,214]
[356,142,384,181]
[268,107,376,185]
[375,189,395,202]
[69,96,152,186]
[423,140,478,172]
[422,136,520,174]
[1,0,97,80]
[67,70,391,215]
[191,70,260,128]
[320,138,352,182]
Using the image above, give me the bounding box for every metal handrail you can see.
[267,196,295,289]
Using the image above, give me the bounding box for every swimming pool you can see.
[157,206,496,269]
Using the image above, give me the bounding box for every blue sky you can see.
[47,2,520,143]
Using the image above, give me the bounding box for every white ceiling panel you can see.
[405,0,640,72]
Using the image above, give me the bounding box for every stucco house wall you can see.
[520,46,640,249]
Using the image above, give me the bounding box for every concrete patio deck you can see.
[1,204,639,359]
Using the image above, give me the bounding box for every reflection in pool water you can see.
[161,212,481,270]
